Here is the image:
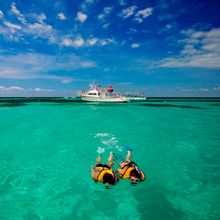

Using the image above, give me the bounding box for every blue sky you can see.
[0,0,220,97]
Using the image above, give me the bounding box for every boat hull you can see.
[81,96,126,102]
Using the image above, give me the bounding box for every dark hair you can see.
[130,169,141,180]
[103,173,115,185]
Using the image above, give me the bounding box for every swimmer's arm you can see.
[91,166,96,178]
[107,152,114,168]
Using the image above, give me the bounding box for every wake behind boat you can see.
[80,84,127,102]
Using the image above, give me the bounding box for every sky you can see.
[0,0,220,97]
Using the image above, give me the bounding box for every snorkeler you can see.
[91,152,119,186]
[116,150,146,184]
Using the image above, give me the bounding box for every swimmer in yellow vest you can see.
[91,152,119,187]
[116,150,146,184]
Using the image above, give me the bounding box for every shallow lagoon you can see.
[0,98,220,219]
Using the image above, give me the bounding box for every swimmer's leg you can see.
[126,150,132,162]
[107,152,114,168]
[96,154,102,164]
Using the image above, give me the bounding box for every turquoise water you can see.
[0,99,220,220]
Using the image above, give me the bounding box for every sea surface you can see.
[0,98,220,220]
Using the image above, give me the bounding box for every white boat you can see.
[80,84,127,102]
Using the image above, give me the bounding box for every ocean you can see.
[0,98,220,220]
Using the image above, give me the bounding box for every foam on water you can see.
[0,100,220,219]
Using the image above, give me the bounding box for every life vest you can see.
[119,162,145,181]
[94,166,117,183]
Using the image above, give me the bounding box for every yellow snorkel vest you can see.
[121,165,145,181]
[96,169,115,182]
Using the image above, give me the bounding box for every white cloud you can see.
[102,23,110,29]
[157,28,220,68]
[0,10,4,18]
[99,38,116,46]
[80,61,96,67]
[119,6,137,19]
[27,22,52,35]
[98,7,113,21]
[199,88,209,92]
[57,12,66,20]
[131,43,140,48]
[76,11,87,23]
[119,6,153,23]
[61,36,116,47]
[61,38,73,47]
[30,12,47,23]
[3,21,21,30]
[37,13,47,23]
[0,86,58,96]
[34,87,55,92]
[25,22,56,43]
[134,7,153,23]
[0,86,24,91]
[0,52,96,83]
[61,36,85,47]
[87,37,98,46]
[136,8,153,18]
[10,2,27,24]
[73,37,85,47]
[1,10,57,43]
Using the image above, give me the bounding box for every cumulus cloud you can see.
[1,10,56,44]
[119,6,137,19]
[136,8,153,18]
[87,37,98,46]
[134,8,153,23]
[119,6,153,23]
[157,28,220,68]
[73,37,85,47]
[76,11,87,23]
[61,36,116,47]
[131,43,140,48]
[0,10,4,18]
[26,22,53,39]
[10,2,27,24]
[57,12,66,20]
[61,36,85,47]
